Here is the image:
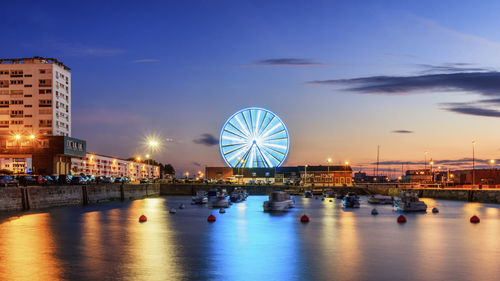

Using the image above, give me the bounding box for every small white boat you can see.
[342,193,360,208]
[179,203,185,209]
[368,195,394,205]
[230,188,247,203]
[208,190,230,208]
[263,191,294,212]
[219,208,226,214]
[169,208,177,214]
[191,191,208,205]
[395,191,427,212]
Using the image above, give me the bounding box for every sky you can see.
[2,0,500,176]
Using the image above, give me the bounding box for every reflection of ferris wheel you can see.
[219,107,289,168]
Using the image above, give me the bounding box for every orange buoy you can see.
[139,215,147,222]
[470,215,480,223]
[207,214,216,222]
[397,215,407,223]
[300,214,310,223]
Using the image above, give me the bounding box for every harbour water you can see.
[1,195,500,281]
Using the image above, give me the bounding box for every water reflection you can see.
[124,198,184,281]
[0,213,62,280]
[1,197,500,280]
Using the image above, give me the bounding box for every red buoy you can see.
[207,214,216,222]
[139,215,147,222]
[470,215,480,223]
[300,214,310,223]
[397,215,407,223]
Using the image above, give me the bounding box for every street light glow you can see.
[29,134,35,140]
[15,134,21,140]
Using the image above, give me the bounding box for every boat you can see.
[230,187,248,203]
[263,191,294,212]
[395,191,427,212]
[208,190,230,208]
[368,195,394,205]
[342,193,360,208]
[191,191,208,205]
[304,190,313,198]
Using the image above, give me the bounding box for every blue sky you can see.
[2,0,500,175]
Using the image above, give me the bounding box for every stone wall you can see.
[0,183,159,212]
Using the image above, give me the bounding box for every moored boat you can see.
[304,190,313,198]
[395,191,427,212]
[208,190,230,208]
[342,193,360,208]
[368,195,394,205]
[263,191,294,212]
[191,191,208,204]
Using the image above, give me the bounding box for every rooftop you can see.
[0,56,70,70]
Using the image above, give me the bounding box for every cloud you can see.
[416,63,491,74]
[441,104,500,118]
[254,58,325,66]
[392,130,413,134]
[193,133,218,146]
[308,68,500,118]
[308,71,500,96]
[52,42,125,56]
[132,59,159,63]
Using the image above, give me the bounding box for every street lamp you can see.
[490,159,495,169]
[136,156,141,162]
[430,161,434,183]
[327,158,332,187]
[148,139,159,164]
[424,151,429,172]
[344,161,349,186]
[304,164,308,187]
[472,140,476,188]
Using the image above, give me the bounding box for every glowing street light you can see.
[327,158,332,187]
[490,159,495,169]
[15,134,21,140]
[136,156,141,162]
[147,139,159,165]
[472,140,476,187]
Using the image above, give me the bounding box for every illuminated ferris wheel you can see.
[219,107,289,168]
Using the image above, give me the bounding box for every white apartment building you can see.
[0,57,71,137]
[71,153,160,179]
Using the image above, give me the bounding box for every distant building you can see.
[451,169,500,186]
[0,57,71,137]
[402,169,433,184]
[354,172,390,183]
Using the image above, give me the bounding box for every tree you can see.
[163,164,175,175]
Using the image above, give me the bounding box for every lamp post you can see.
[472,140,476,188]
[148,140,159,165]
[490,159,495,170]
[430,161,434,183]
[424,151,429,173]
[304,164,308,187]
[327,158,332,187]
[345,161,349,186]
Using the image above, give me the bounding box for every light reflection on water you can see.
[1,196,500,280]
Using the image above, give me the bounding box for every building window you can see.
[24,104,32,108]
[39,100,52,107]
[10,100,23,105]
[10,80,23,85]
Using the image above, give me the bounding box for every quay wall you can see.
[0,184,159,212]
[160,183,500,204]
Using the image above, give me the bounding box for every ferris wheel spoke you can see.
[228,121,249,138]
[241,112,252,135]
[234,115,250,136]
[254,110,261,135]
[256,145,272,167]
[249,110,254,134]
[258,115,275,136]
[261,145,285,156]
[224,128,247,139]
[260,146,282,161]
[262,129,286,140]
[257,111,268,134]
[224,144,247,157]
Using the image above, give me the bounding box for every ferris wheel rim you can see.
[219,107,289,168]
